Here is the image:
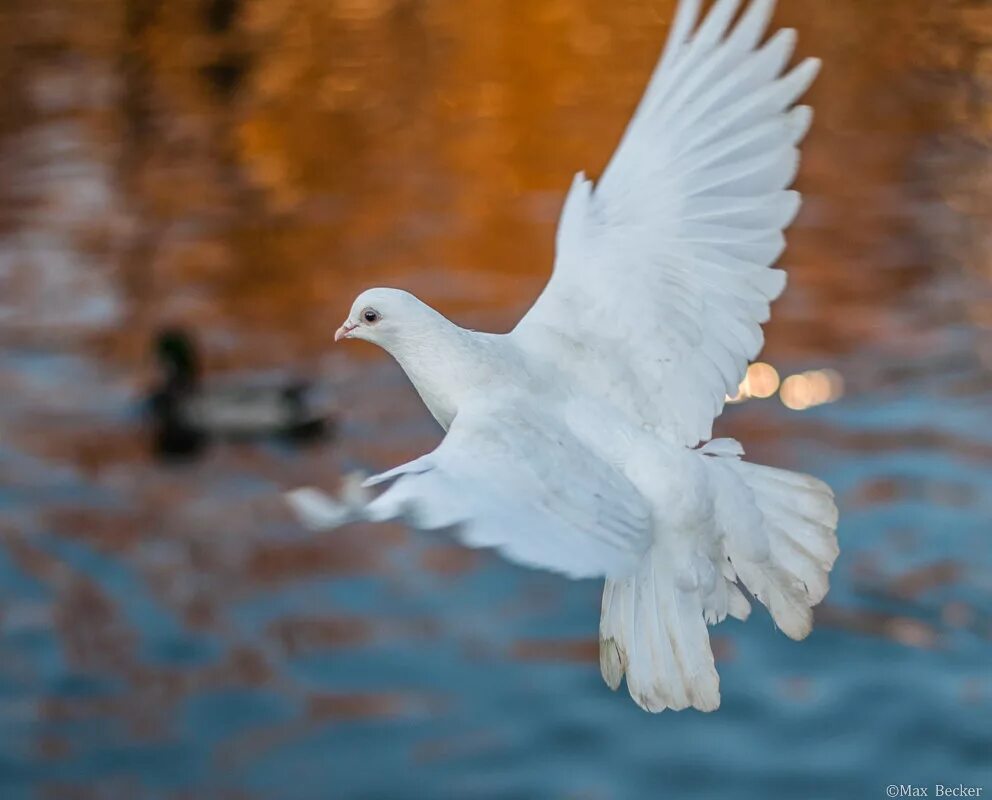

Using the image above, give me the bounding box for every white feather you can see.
[287,0,839,715]
[515,1,819,449]
[364,401,654,580]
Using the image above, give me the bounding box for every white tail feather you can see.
[600,552,721,712]
[721,460,839,639]
[599,444,838,712]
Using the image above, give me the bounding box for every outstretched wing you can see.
[357,401,653,579]
[513,0,818,446]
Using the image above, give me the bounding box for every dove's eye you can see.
[362,307,381,324]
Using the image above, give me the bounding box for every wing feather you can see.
[514,0,815,444]
[360,402,654,579]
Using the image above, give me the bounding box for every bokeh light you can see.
[726,361,780,403]
[729,364,845,411]
[746,361,781,399]
[780,368,846,411]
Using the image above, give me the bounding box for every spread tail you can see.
[599,442,838,711]
[717,457,839,640]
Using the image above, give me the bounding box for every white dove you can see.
[290,0,839,713]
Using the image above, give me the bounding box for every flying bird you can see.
[290,0,839,713]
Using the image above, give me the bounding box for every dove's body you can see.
[378,299,699,504]
[393,327,517,431]
[379,305,685,505]
[299,0,840,713]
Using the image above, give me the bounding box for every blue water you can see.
[1,0,990,797]
[0,347,989,799]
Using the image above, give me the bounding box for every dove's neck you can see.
[385,312,501,431]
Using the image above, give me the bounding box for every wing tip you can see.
[776,27,798,49]
[792,56,823,94]
[782,189,802,227]
[286,487,348,531]
[788,105,814,143]
[769,267,788,301]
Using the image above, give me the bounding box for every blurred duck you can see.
[149,327,330,459]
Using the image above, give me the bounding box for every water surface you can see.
[0,0,990,797]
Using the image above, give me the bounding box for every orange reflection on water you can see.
[0,0,989,791]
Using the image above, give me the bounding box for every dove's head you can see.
[335,288,438,351]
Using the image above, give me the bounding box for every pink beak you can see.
[334,321,357,342]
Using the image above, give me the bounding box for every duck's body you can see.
[149,328,329,458]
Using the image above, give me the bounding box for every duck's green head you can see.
[155,327,200,389]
